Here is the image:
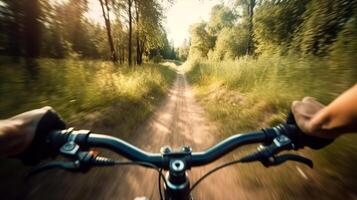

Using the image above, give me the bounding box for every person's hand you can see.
[291,96,351,139]
[291,97,324,134]
[291,97,342,138]
[0,106,64,157]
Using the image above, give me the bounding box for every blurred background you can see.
[0,0,357,199]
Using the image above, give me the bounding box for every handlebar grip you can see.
[284,112,333,150]
[19,110,66,165]
[49,128,91,149]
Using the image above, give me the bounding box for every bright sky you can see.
[55,0,223,48]
[164,0,222,47]
[85,1,104,24]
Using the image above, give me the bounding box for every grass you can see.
[0,57,176,136]
[186,55,355,132]
[0,57,177,199]
[185,55,357,199]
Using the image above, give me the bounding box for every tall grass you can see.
[186,55,356,133]
[0,57,176,135]
[186,55,357,199]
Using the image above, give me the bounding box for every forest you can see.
[0,0,177,68]
[184,0,357,62]
[0,0,357,199]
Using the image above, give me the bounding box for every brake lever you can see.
[26,160,80,177]
[240,134,294,161]
[261,154,313,168]
[240,134,314,168]
[27,141,117,178]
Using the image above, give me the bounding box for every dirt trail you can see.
[107,66,248,200]
[22,65,250,200]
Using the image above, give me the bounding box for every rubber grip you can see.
[19,110,66,165]
[286,112,333,150]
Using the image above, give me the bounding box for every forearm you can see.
[310,84,357,135]
[0,119,28,156]
[0,107,64,157]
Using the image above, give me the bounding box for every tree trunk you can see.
[135,2,141,65]
[246,0,256,55]
[128,0,133,66]
[121,46,125,63]
[99,0,117,62]
[23,0,41,77]
[139,41,144,64]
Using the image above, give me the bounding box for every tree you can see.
[0,0,168,65]
[294,0,355,56]
[253,0,309,54]
[208,26,248,60]
[208,4,236,35]
[135,0,141,64]
[127,0,133,66]
[178,39,190,61]
[44,3,68,58]
[189,22,215,58]
[0,0,23,58]
[23,0,41,59]
[134,0,164,65]
[236,0,258,55]
[329,3,357,76]
[99,0,117,62]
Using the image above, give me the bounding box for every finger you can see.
[294,111,311,134]
[302,96,325,107]
[291,100,301,114]
[302,96,316,102]
[41,106,54,112]
[291,101,309,117]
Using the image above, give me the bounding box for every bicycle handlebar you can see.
[190,131,268,166]
[47,116,334,170]
[48,127,279,169]
[88,130,270,167]
[87,133,164,166]
[24,111,336,200]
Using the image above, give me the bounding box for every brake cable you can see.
[190,133,315,193]
[28,159,167,200]
[158,168,164,200]
[189,159,243,193]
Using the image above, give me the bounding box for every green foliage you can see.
[294,0,356,56]
[188,22,215,59]
[0,0,174,64]
[136,0,165,50]
[208,26,248,60]
[329,4,357,75]
[148,32,178,61]
[208,4,236,35]
[178,39,190,61]
[186,0,357,60]
[187,4,248,61]
[152,54,163,63]
[253,0,308,54]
